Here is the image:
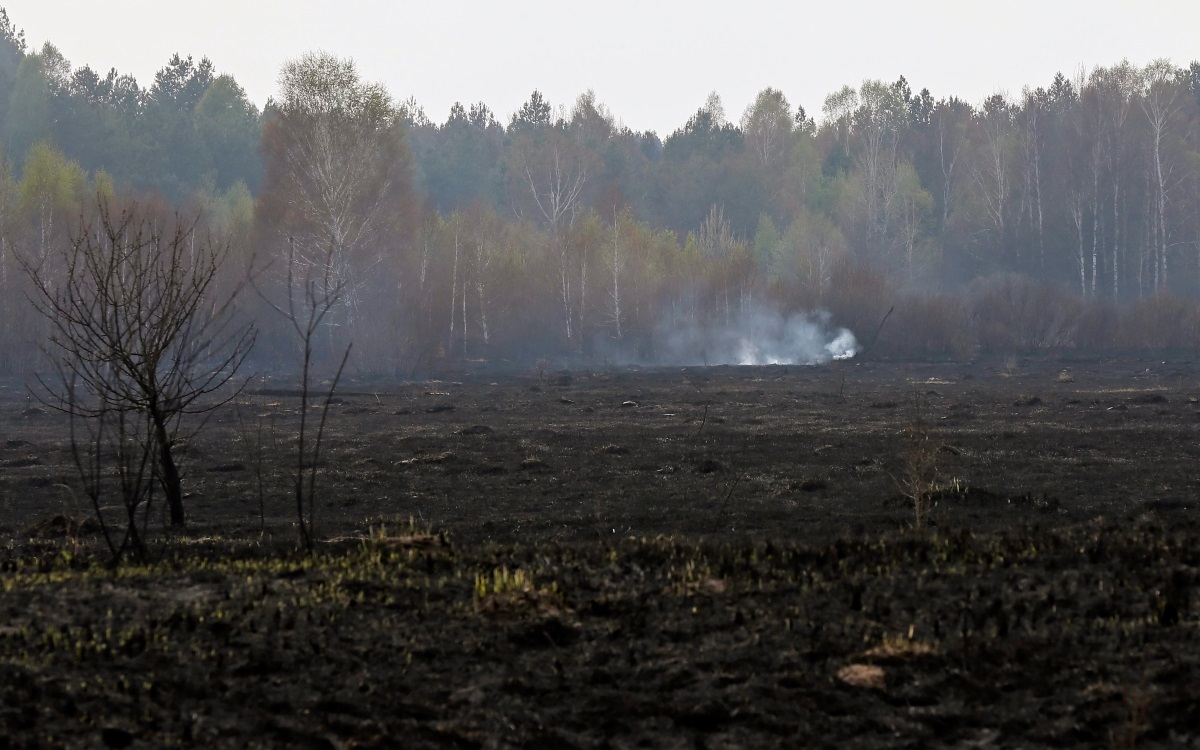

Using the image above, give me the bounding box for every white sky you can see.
[3,0,1198,135]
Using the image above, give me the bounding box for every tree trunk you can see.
[151,409,185,527]
[1090,145,1101,297]
[449,229,459,347]
[578,252,587,346]
[475,280,489,345]
[1113,178,1121,299]
[1071,198,1086,296]
[1155,136,1168,291]
[559,237,573,342]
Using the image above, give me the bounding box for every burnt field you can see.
[2,356,1200,748]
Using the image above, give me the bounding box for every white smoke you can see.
[654,306,858,366]
[825,328,859,361]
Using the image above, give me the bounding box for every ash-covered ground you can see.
[1,356,1198,748]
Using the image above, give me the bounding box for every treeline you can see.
[3,7,1200,375]
[0,11,260,201]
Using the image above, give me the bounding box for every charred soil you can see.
[1,356,1199,748]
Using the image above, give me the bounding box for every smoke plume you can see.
[652,307,858,366]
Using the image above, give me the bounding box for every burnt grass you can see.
[1,356,1200,748]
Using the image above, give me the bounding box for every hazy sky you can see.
[3,1,1198,134]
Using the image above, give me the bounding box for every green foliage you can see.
[418,100,504,212]
[4,52,47,158]
[0,8,25,123]
[753,213,781,278]
[782,208,848,303]
[194,75,261,191]
[0,4,1199,369]
[17,141,87,258]
[0,16,261,202]
[91,168,114,202]
[510,89,553,131]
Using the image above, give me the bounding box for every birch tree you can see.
[508,124,591,344]
[1073,78,1106,295]
[784,209,848,305]
[697,204,752,324]
[929,98,971,246]
[822,85,859,153]
[0,150,18,370]
[604,209,630,340]
[972,94,1016,265]
[259,52,414,351]
[741,88,793,169]
[1094,62,1140,298]
[1139,59,1184,291]
[1018,87,1048,266]
[852,80,905,261]
[18,141,86,264]
[465,203,502,349]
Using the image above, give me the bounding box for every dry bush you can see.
[967,273,1080,351]
[23,203,255,553]
[826,259,896,340]
[1072,302,1121,352]
[892,395,939,530]
[881,295,975,360]
[1115,293,1200,352]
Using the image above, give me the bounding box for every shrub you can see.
[1115,293,1200,352]
[881,295,975,360]
[826,259,896,342]
[1072,302,1121,352]
[967,274,1079,350]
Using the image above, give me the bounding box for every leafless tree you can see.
[1140,59,1185,291]
[605,209,629,341]
[258,237,350,551]
[270,51,406,334]
[23,202,256,534]
[63,375,156,561]
[511,128,590,343]
[853,81,904,260]
[972,94,1015,261]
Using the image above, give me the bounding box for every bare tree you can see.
[1140,59,1185,291]
[697,205,752,324]
[741,88,794,169]
[23,202,255,530]
[822,84,859,151]
[444,212,463,355]
[510,126,590,343]
[259,51,416,371]
[972,94,1015,263]
[1018,87,1048,267]
[1072,80,1106,296]
[63,376,156,561]
[932,99,970,243]
[466,203,501,349]
[605,209,629,340]
[1095,62,1140,298]
[258,237,350,551]
[853,80,904,260]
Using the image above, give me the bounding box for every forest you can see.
[2,6,1200,375]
